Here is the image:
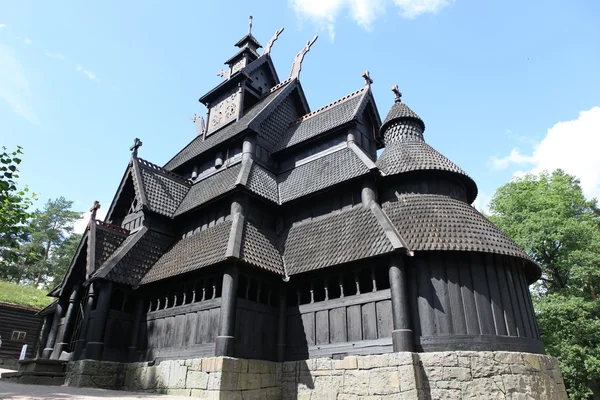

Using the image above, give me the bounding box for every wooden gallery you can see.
[28,20,564,399]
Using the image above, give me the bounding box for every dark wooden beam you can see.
[389,256,413,351]
[215,265,239,357]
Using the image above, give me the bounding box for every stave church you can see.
[28,18,560,398]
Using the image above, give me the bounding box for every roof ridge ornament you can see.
[88,200,100,228]
[248,16,253,34]
[289,35,318,80]
[392,84,402,103]
[362,71,373,86]
[263,27,284,55]
[190,114,206,137]
[130,138,142,158]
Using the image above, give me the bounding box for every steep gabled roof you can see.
[135,158,191,217]
[277,146,371,203]
[281,204,402,275]
[273,86,372,152]
[164,80,295,171]
[239,221,283,275]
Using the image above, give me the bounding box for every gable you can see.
[105,164,143,227]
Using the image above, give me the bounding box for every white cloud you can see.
[0,24,6,29]
[290,0,452,39]
[76,64,99,82]
[73,208,108,234]
[24,38,31,45]
[0,43,40,124]
[473,191,491,215]
[45,52,64,60]
[491,106,600,200]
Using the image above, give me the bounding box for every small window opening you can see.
[11,331,26,341]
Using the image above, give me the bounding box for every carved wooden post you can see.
[128,297,144,361]
[277,288,287,362]
[53,285,81,359]
[389,256,413,352]
[361,180,377,207]
[215,265,239,357]
[37,314,53,358]
[42,299,64,359]
[74,283,96,360]
[85,282,113,360]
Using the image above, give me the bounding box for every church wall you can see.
[409,251,543,354]
[284,262,394,361]
[379,172,469,204]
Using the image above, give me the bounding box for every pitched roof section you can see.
[93,227,175,287]
[164,80,294,171]
[278,147,371,203]
[134,158,190,217]
[240,221,284,275]
[381,101,424,132]
[245,162,279,203]
[175,163,243,216]
[94,222,129,270]
[282,205,396,275]
[274,87,368,152]
[382,194,540,281]
[140,220,233,285]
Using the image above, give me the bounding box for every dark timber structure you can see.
[39,21,543,364]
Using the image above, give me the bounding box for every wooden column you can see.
[85,282,113,360]
[42,300,64,359]
[74,283,96,360]
[52,285,80,359]
[37,314,53,358]
[215,265,239,357]
[389,256,413,352]
[242,135,255,161]
[361,179,377,207]
[127,297,144,361]
[276,288,287,362]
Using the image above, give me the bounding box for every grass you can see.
[0,280,54,309]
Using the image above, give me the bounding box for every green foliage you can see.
[0,280,53,309]
[489,170,600,399]
[0,146,36,270]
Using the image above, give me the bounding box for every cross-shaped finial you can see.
[130,138,143,158]
[391,84,402,103]
[249,16,253,34]
[362,71,373,86]
[90,200,101,221]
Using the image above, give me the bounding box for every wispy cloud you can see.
[24,38,31,45]
[490,106,600,200]
[73,208,108,234]
[0,43,40,124]
[290,0,453,39]
[76,65,99,82]
[0,24,7,29]
[45,52,64,60]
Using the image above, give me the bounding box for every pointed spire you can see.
[248,16,253,34]
[130,138,143,158]
[391,84,402,103]
[289,35,318,80]
[362,71,373,86]
[263,27,284,55]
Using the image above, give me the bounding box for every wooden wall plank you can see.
[502,256,526,338]
[445,253,467,335]
[416,257,435,336]
[458,255,480,335]
[485,254,507,336]
[470,253,495,335]
[346,305,362,342]
[329,307,347,343]
[376,300,393,338]
[315,310,329,345]
[430,253,452,334]
[301,312,315,346]
[361,302,377,340]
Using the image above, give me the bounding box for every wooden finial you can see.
[391,84,402,103]
[249,16,253,34]
[189,114,206,136]
[217,69,230,80]
[362,71,373,86]
[130,138,143,158]
[263,27,284,55]
[289,35,318,80]
[90,201,101,221]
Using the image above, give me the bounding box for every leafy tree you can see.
[0,146,36,274]
[50,232,82,285]
[27,197,82,287]
[489,170,600,399]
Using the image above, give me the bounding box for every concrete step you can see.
[18,358,68,374]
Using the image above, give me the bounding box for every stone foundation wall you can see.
[65,351,567,399]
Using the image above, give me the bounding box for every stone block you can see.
[463,377,505,399]
[260,373,277,388]
[343,370,370,395]
[316,358,333,370]
[357,354,390,370]
[190,389,220,400]
[207,372,222,390]
[190,358,203,371]
[281,381,297,399]
[419,352,458,367]
[398,365,418,392]
[166,388,191,396]
[239,372,262,390]
[334,356,358,370]
[283,360,297,373]
[389,352,415,366]
[443,366,471,381]
[168,364,188,389]
[297,358,316,372]
[523,353,542,371]
[494,351,523,365]
[187,371,209,389]
[202,357,223,372]
[434,380,463,390]
[369,370,400,395]
[220,371,240,390]
[471,355,509,378]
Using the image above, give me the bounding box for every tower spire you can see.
[392,84,402,103]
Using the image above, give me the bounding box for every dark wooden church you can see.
[39,21,543,365]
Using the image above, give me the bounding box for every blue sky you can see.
[1,0,599,232]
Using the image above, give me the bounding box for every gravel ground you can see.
[0,380,191,400]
